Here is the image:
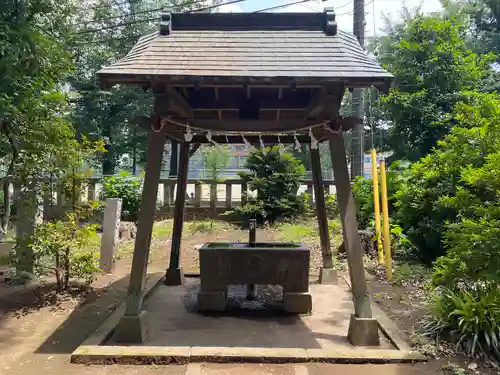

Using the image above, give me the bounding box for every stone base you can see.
[347,314,380,347]
[197,291,226,312]
[165,267,185,286]
[114,311,148,344]
[283,292,312,314]
[319,267,338,285]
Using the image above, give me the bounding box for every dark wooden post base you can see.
[165,141,190,285]
[310,146,336,284]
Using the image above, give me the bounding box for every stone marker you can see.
[100,198,122,274]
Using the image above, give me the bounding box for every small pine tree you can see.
[234,146,308,224]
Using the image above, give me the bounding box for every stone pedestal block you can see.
[114,311,148,344]
[347,314,380,346]
[198,291,226,312]
[283,292,312,314]
[100,198,122,274]
[165,267,185,286]
[319,267,338,285]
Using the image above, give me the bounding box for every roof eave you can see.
[97,71,394,91]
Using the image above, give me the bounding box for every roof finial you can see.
[324,8,337,36]
[160,9,172,35]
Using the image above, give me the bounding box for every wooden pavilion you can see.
[97,9,394,345]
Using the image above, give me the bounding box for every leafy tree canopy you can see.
[375,11,495,161]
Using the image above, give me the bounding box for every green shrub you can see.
[29,209,100,290]
[325,193,339,219]
[433,217,500,289]
[422,286,500,359]
[351,162,407,230]
[102,172,143,221]
[394,92,500,263]
[231,146,308,224]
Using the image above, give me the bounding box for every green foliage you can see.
[325,193,339,218]
[422,286,500,359]
[232,146,308,224]
[102,172,143,221]
[394,92,500,263]
[352,176,374,228]
[351,162,407,229]
[29,206,101,290]
[376,11,495,161]
[392,262,430,285]
[70,0,207,174]
[433,217,500,288]
[201,144,231,180]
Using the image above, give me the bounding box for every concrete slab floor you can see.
[108,279,394,351]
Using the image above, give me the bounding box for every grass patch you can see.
[274,221,318,242]
[152,220,173,239]
[392,262,431,286]
[187,220,233,234]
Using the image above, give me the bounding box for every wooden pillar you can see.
[329,134,373,318]
[210,182,217,216]
[165,141,190,285]
[310,147,333,270]
[194,181,202,207]
[225,182,232,209]
[163,182,171,207]
[329,133,379,346]
[114,129,165,344]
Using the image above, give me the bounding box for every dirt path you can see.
[0,222,464,375]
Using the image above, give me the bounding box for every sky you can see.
[216,0,444,36]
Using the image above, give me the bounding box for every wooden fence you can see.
[5,177,337,221]
[84,177,337,209]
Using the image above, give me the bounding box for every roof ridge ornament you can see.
[160,9,172,35]
[324,7,337,36]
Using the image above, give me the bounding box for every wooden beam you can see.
[188,95,310,110]
[329,133,373,319]
[188,134,311,144]
[167,86,194,118]
[305,85,345,120]
[164,130,185,143]
[189,119,319,132]
[304,91,327,119]
[154,88,194,118]
[115,122,165,343]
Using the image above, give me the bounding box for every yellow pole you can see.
[380,159,392,280]
[371,149,384,264]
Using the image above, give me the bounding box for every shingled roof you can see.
[97,9,393,90]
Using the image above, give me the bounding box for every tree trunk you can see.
[102,144,115,175]
[64,247,70,291]
[1,121,19,239]
[102,124,115,175]
[132,144,137,175]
